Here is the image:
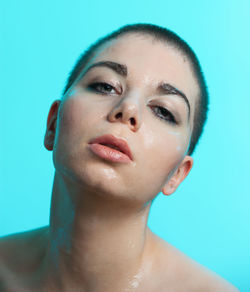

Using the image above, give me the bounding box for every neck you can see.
[41,172,154,291]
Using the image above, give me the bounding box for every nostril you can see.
[130,117,136,126]
[115,113,122,119]
[113,112,136,126]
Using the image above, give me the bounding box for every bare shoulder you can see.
[0,226,49,289]
[150,232,239,292]
[0,226,48,261]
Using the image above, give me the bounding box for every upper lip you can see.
[88,134,133,161]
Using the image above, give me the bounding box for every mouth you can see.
[100,144,123,152]
[88,134,133,162]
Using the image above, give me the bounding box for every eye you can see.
[151,106,177,124]
[87,82,117,95]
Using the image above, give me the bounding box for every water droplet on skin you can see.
[128,268,143,291]
[102,168,117,180]
[168,131,181,136]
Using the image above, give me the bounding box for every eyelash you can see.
[88,82,117,94]
[87,82,177,125]
[151,106,177,124]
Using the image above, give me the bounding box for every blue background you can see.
[1,1,249,290]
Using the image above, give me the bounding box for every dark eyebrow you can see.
[158,82,190,119]
[84,61,128,77]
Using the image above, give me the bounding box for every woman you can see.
[0,23,238,291]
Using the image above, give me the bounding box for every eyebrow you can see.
[84,60,190,118]
[85,60,128,77]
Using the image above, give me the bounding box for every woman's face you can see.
[45,33,198,204]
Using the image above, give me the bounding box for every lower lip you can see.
[88,143,131,163]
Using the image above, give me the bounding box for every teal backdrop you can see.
[1,1,249,290]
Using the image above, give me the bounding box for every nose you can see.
[107,95,142,132]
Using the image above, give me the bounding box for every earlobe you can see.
[44,100,61,151]
[162,156,193,196]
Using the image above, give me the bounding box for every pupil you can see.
[161,108,168,116]
[104,84,111,91]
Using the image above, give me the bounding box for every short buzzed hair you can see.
[62,23,209,155]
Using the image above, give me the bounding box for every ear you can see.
[162,155,193,196]
[44,100,61,151]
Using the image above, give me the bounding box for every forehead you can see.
[87,33,199,115]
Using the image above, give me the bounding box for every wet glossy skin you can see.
[0,33,238,291]
[50,34,197,203]
[42,33,197,291]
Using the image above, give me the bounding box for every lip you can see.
[88,134,133,162]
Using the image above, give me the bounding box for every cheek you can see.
[56,96,103,145]
[140,126,188,177]
[58,98,90,137]
[52,98,97,169]
[156,133,185,169]
[142,125,187,158]
[166,130,187,153]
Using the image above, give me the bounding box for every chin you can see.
[56,159,125,196]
